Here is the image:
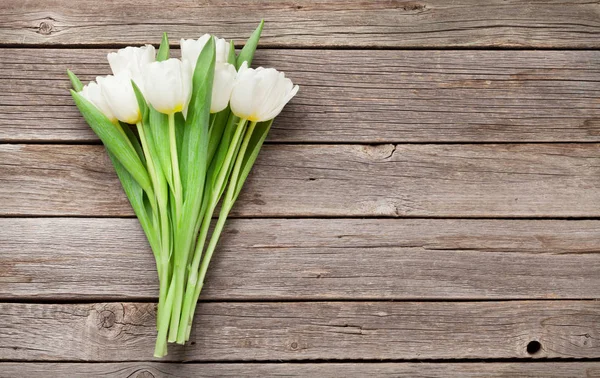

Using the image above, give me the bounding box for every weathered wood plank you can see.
[1,362,599,377]
[1,143,600,217]
[2,0,599,48]
[2,49,600,143]
[0,301,598,361]
[1,218,599,300]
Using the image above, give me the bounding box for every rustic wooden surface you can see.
[1,218,600,300]
[1,362,599,378]
[3,0,600,48]
[3,49,600,143]
[1,0,600,376]
[2,143,600,217]
[1,301,599,361]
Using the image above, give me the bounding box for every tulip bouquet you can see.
[66,21,298,357]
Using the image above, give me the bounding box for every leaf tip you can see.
[67,69,84,92]
[157,32,170,61]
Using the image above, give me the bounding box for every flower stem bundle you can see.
[67,21,299,357]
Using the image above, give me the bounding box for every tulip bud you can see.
[181,34,229,72]
[79,80,117,123]
[230,62,299,122]
[98,73,142,124]
[107,45,155,91]
[211,63,237,113]
[142,58,192,114]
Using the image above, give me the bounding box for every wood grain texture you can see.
[1,362,599,377]
[1,218,600,300]
[2,0,600,48]
[2,49,600,143]
[1,143,600,217]
[0,301,599,361]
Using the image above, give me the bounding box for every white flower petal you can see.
[181,34,211,71]
[214,37,230,64]
[143,58,190,114]
[229,63,299,122]
[260,84,299,121]
[211,63,237,113]
[79,80,117,122]
[107,45,155,93]
[98,72,141,124]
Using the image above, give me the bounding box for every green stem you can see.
[137,121,171,332]
[179,120,256,342]
[168,113,183,221]
[226,121,257,204]
[200,121,257,282]
[135,121,160,214]
[157,202,170,330]
[154,276,175,358]
[175,118,248,343]
[167,265,183,342]
[128,123,155,207]
[166,113,185,341]
[136,122,163,322]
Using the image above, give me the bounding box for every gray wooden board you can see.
[0,301,598,361]
[1,143,600,217]
[2,49,600,143]
[2,0,600,48]
[0,218,599,300]
[1,0,599,369]
[0,362,599,377]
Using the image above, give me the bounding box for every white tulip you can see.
[98,72,142,124]
[230,62,299,122]
[181,34,229,72]
[211,63,237,113]
[214,37,230,64]
[142,58,192,114]
[79,80,117,123]
[107,45,155,90]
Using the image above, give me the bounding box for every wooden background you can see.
[1,0,600,376]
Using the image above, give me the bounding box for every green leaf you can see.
[67,70,83,92]
[207,110,232,165]
[220,125,245,201]
[71,90,153,195]
[157,32,170,61]
[232,120,273,202]
[207,114,238,190]
[131,80,149,122]
[121,122,145,165]
[140,119,169,211]
[148,106,173,189]
[181,36,215,200]
[236,20,264,69]
[108,151,159,260]
[227,40,236,65]
[175,111,185,164]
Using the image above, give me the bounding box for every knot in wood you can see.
[134,371,156,378]
[98,309,116,328]
[401,2,426,11]
[38,20,54,35]
[91,303,125,332]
